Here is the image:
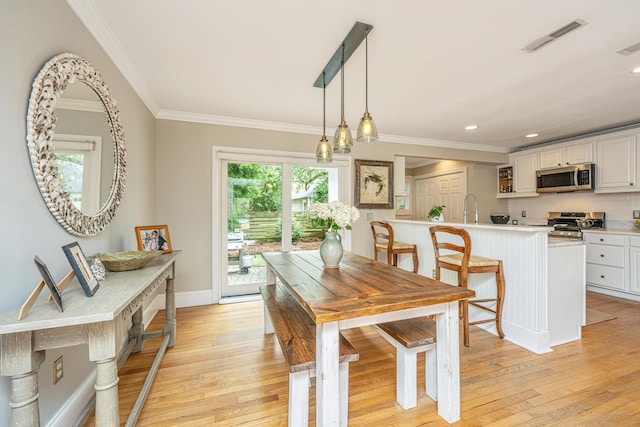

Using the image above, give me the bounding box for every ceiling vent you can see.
[616,41,640,56]
[521,19,588,53]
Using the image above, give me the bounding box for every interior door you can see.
[414,170,466,222]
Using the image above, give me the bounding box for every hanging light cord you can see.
[323,72,326,132]
[341,44,345,120]
[365,35,369,110]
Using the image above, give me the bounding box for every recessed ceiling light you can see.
[632,66,640,74]
[464,125,478,130]
[526,133,539,138]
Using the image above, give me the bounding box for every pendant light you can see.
[316,72,333,164]
[333,45,353,154]
[357,33,378,142]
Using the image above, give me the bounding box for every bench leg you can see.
[263,306,274,335]
[289,371,309,427]
[425,346,437,401]
[396,346,417,410]
[339,362,349,427]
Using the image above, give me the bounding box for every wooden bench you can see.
[373,317,437,409]
[260,284,359,427]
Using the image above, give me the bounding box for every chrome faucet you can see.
[463,193,479,224]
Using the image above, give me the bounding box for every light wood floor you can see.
[83,291,640,426]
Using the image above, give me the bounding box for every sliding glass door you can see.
[217,152,346,299]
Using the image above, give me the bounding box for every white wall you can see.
[155,119,508,296]
[0,1,157,425]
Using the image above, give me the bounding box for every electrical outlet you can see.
[53,356,63,384]
[366,212,373,221]
[521,210,527,218]
[432,269,436,279]
[634,210,640,219]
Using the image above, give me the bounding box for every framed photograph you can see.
[33,256,63,312]
[62,242,99,297]
[135,225,172,253]
[354,159,394,209]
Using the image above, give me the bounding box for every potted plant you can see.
[428,205,446,222]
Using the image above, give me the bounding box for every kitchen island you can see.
[388,220,586,354]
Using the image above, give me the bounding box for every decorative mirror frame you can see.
[26,53,126,236]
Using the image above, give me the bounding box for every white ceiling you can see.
[67,0,640,154]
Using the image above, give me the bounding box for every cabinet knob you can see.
[600,254,605,258]
[601,275,605,279]
[600,238,604,242]
[631,183,634,186]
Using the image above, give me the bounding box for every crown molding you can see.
[156,109,509,153]
[65,0,160,115]
[57,98,103,113]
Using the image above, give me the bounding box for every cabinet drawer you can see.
[631,236,640,247]
[586,264,625,290]
[584,233,624,246]
[586,245,625,267]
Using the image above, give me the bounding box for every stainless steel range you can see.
[546,211,605,239]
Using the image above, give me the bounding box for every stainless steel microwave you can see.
[536,163,595,193]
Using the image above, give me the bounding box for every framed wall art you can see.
[62,242,100,297]
[354,159,394,209]
[135,225,172,253]
[33,256,63,312]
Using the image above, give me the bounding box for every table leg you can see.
[1,332,45,426]
[436,301,461,423]
[131,308,144,352]
[316,321,340,426]
[95,357,120,427]
[164,271,177,348]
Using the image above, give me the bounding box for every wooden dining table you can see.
[261,250,475,425]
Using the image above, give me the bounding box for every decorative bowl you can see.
[490,213,510,224]
[97,250,162,272]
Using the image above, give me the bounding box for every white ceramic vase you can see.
[319,231,343,268]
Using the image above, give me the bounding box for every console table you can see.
[0,251,181,426]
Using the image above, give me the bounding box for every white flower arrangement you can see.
[309,201,360,232]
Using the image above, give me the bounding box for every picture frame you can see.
[354,159,394,209]
[135,225,172,253]
[33,256,63,312]
[62,242,100,297]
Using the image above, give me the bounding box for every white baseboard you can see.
[53,288,217,426]
[49,369,96,427]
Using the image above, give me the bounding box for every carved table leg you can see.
[164,267,176,348]
[1,332,45,426]
[131,308,144,353]
[95,358,119,427]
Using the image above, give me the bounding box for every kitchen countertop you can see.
[580,227,640,236]
[390,219,553,233]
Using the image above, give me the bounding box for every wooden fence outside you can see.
[240,212,324,242]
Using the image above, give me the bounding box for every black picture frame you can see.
[62,242,100,297]
[33,256,63,312]
[354,159,394,209]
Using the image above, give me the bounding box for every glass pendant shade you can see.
[316,135,333,164]
[333,119,352,154]
[357,33,378,143]
[357,108,378,142]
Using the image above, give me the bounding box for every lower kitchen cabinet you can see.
[630,236,640,294]
[584,231,640,301]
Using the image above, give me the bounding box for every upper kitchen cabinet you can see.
[595,134,639,193]
[537,142,593,170]
[497,152,539,198]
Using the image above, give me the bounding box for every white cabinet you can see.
[630,236,640,294]
[595,135,639,193]
[496,154,538,198]
[538,143,593,169]
[585,233,626,291]
[512,152,538,195]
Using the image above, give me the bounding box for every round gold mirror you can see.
[26,53,126,236]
